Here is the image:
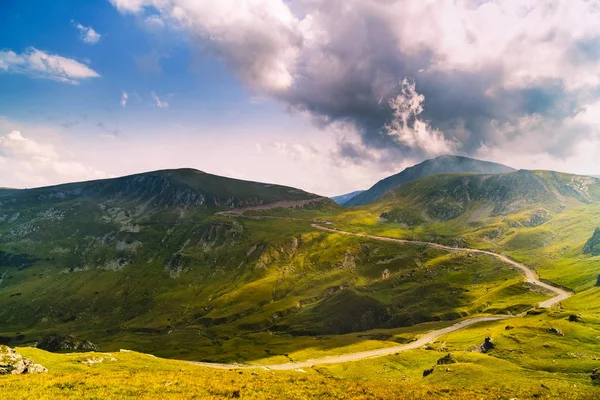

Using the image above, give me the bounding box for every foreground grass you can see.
[2,344,598,399]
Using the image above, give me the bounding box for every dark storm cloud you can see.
[111,0,600,163]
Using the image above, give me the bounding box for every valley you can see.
[1,157,599,398]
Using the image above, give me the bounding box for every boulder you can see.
[591,368,600,385]
[480,337,495,353]
[568,314,583,323]
[437,353,457,365]
[0,345,47,375]
[37,334,98,352]
[547,327,564,336]
[583,228,600,256]
[381,268,391,280]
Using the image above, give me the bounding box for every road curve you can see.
[192,315,511,371]
[189,221,570,370]
[311,224,570,308]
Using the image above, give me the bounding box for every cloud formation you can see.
[110,0,600,167]
[151,91,169,108]
[73,21,102,45]
[0,47,100,84]
[121,91,129,107]
[0,130,107,187]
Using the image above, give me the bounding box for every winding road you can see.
[191,216,571,371]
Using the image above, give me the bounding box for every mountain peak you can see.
[345,155,515,206]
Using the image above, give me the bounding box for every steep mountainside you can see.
[331,190,365,205]
[584,228,600,256]
[378,170,600,222]
[0,168,322,210]
[345,169,600,291]
[0,169,544,361]
[346,155,515,206]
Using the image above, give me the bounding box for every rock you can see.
[591,368,600,384]
[547,327,564,336]
[505,325,514,330]
[437,353,457,365]
[0,345,47,375]
[381,268,390,280]
[480,337,495,353]
[568,314,583,323]
[524,210,549,228]
[37,334,98,352]
[584,228,600,256]
[423,368,434,377]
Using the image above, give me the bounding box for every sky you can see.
[2,0,600,196]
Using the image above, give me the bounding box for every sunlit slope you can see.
[0,169,547,361]
[346,155,515,206]
[336,170,600,291]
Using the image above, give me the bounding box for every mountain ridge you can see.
[331,190,365,205]
[346,155,516,206]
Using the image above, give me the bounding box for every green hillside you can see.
[0,168,554,362]
[345,155,515,206]
[332,169,600,291]
[2,165,600,398]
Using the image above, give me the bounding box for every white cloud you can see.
[109,0,600,170]
[110,0,301,92]
[385,79,458,156]
[145,15,165,30]
[0,129,107,188]
[0,131,58,162]
[74,22,102,45]
[121,91,129,107]
[110,0,146,13]
[151,91,169,108]
[0,47,100,84]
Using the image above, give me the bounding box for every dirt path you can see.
[311,224,571,308]
[189,218,571,370]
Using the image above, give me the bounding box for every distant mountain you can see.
[0,168,325,210]
[0,169,341,353]
[345,155,516,206]
[331,190,365,205]
[376,169,600,223]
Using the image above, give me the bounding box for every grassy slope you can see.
[1,168,600,398]
[0,168,550,363]
[4,323,600,400]
[331,170,600,291]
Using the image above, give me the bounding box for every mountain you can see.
[583,228,600,256]
[331,190,365,205]
[377,169,600,221]
[0,168,324,210]
[370,169,600,290]
[345,155,515,206]
[0,167,546,360]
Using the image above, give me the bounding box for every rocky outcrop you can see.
[591,368,600,385]
[0,345,47,374]
[480,337,495,353]
[523,209,549,227]
[584,228,600,256]
[437,353,457,365]
[381,268,391,280]
[547,327,564,336]
[37,334,98,352]
[568,314,583,322]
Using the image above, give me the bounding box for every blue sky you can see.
[2,0,600,195]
